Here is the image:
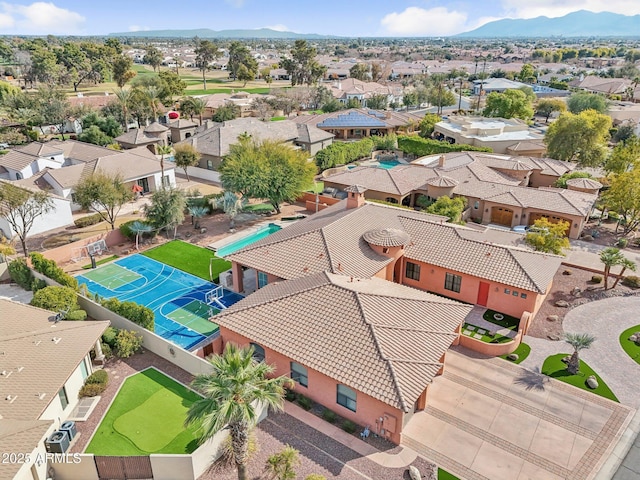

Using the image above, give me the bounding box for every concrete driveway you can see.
[402,347,633,480]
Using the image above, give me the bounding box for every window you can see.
[474,201,479,209]
[250,343,265,362]
[206,159,213,170]
[58,387,69,410]
[521,293,528,299]
[71,193,77,203]
[444,273,462,293]
[80,358,89,380]
[512,290,519,296]
[290,362,308,387]
[405,262,421,281]
[504,288,510,294]
[15,172,23,180]
[337,384,356,412]
[257,271,268,288]
[162,175,171,187]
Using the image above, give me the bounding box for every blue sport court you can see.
[76,255,244,350]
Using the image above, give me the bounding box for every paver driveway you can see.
[402,347,633,480]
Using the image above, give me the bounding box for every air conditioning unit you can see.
[45,430,70,453]
[60,420,77,441]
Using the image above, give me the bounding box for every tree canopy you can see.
[144,187,186,238]
[425,196,466,223]
[220,137,316,213]
[524,218,570,255]
[418,113,441,138]
[482,89,534,120]
[227,41,258,86]
[73,171,133,230]
[602,166,640,235]
[567,92,608,114]
[544,110,611,167]
[194,40,220,90]
[605,136,640,174]
[281,40,327,86]
[535,98,566,122]
[173,143,201,181]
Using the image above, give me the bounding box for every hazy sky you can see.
[0,0,637,36]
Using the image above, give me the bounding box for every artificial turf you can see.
[619,324,640,365]
[500,342,531,364]
[85,368,201,455]
[482,309,520,330]
[142,240,230,282]
[462,323,512,343]
[438,468,460,480]
[541,354,619,402]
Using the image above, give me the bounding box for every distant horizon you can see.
[0,1,639,37]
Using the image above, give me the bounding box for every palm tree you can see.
[114,88,132,131]
[145,86,162,122]
[188,205,208,229]
[185,343,292,480]
[189,97,207,125]
[157,145,172,187]
[612,258,637,289]
[129,221,153,251]
[600,247,625,290]
[564,332,596,375]
[210,191,246,229]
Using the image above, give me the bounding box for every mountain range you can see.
[457,10,640,38]
[108,28,332,39]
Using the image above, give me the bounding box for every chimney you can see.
[438,155,446,168]
[345,185,367,209]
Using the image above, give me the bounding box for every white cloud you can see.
[380,7,470,36]
[0,2,84,33]
[0,12,13,28]
[129,25,150,32]
[265,24,288,32]
[500,0,640,18]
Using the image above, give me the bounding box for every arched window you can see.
[15,172,23,180]
[250,343,265,362]
[384,197,398,204]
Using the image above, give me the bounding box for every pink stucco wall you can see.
[42,230,128,265]
[399,258,542,319]
[218,328,407,444]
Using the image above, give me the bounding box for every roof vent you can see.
[52,337,61,344]
[5,395,16,403]
[34,340,41,346]
[1,370,11,377]
[16,367,24,373]
[37,393,46,400]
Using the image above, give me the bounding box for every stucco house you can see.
[213,271,472,445]
[176,117,333,170]
[433,116,546,156]
[327,78,404,107]
[322,152,598,239]
[114,122,169,153]
[292,108,422,140]
[0,299,108,480]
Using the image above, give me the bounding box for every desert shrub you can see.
[397,135,492,157]
[85,369,108,385]
[284,390,298,402]
[79,383,107,398]
[30,286,79,314]
[305,476,327,480]
[74,213,104,228]
[622,276,640,288]
[29,252,78,290]
[30,278,47,292]
[8,258,33,290]
[321,409,337,423]
[591,275,603,284]
[617,238,629,248]
[119,220,136,239]
[102,326,118,346]
[100,297,154,329]
[342,420,357,434]
[297,395,312,411]
[100,342,112,359]
[65,309,87,321]
[114,329,143,358]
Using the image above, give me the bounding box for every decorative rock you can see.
[507,353,519,361]
[582,235,594,242]
[200,227,207,234]
[555,300,570,307]
[563,269,573,275]
[629,333,640,343]
[409,465,421,480]
[547,315,559,322]
[586,375,599,389]
[548,334,561,341]
[586,285,599,291]
[561,355,571,363]
[571,287,581,296]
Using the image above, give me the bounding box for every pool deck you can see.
[207,218,296,253]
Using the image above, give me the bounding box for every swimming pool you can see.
[216,223,282,257]
[377,160,401,169]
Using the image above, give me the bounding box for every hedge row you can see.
[99,297,154,330]
[74,213,104,228]
[397,136,493,156]
[315,138,375,171]
[30,252,78,290]
[8,258,34,290]
[79,369,109,398]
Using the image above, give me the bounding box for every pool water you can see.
[377,160,401,169]
[216,224,282,257]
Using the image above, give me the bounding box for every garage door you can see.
[491,207,513,226]
[528,212,571,235]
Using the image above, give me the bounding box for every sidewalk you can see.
[565,240,640,273]
[283,402,417,469]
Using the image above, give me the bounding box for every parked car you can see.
[511,225,530,234]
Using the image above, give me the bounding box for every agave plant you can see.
[129,221,153,251]
[209,191,247,229]
[188,206,209,229]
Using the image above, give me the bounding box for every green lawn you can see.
[243,203,274,213]
[85,369,201,455]
[142,240,230,282]
[462,323,512,343]
[619,325,640,365]
[483,309,520,330]
[270,116,287,121]
[541,354,619,402]
[305,181,324,194]
[438,468,459,480]
[500,342,531,364]
[185,87,270,95]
